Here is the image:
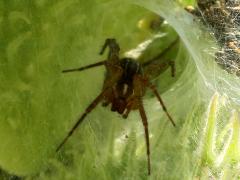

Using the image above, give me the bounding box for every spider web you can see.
[1,0,239,179]
[196,0,240,76]
[135,0,240,105]
[193,0,240,105]
[133,1,240,179]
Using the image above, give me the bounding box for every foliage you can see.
[0,0,239,179]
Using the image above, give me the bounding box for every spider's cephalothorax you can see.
[120,58,143,84]
[104,58,144,115]
[57,38,176,175]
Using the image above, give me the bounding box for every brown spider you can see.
[56,38,176,175]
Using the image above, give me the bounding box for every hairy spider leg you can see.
[99,39,123,108]
[56,88,108,152]
[57,64,123,152]
[132,74,151,175]
[147,83,176,127]
[62,60,106,73]
[138,97,151,175]
[62,38,121,74]
[99,38,120,61]
[143,61,176,79]
[128,74,175,175]
[142,38,179,79]
[142,38,179,67]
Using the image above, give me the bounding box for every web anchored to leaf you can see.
[186,0,240,76]
[134,0,240,179]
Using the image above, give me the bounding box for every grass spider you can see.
[56,38,177,175]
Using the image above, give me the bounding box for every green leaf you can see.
[1,0,240,179]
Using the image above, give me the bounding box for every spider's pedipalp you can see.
[122,103,132,119]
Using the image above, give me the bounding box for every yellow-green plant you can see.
[0,0,239,179]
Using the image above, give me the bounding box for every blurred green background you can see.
[0,0,240,179]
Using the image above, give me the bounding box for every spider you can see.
[56,38,177,175]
